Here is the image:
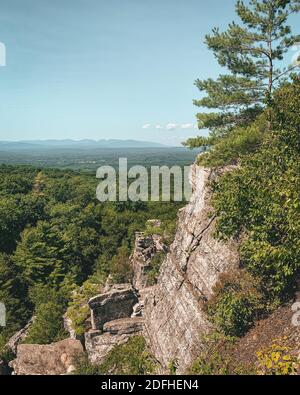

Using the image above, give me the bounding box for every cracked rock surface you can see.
[143,165,239,373]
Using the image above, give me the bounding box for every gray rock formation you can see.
[84,284,144,364]
[103,317,144,335]
[88,284,139,331]
[131,287,152,318]
[6,317,35,354]
[143,165,239,373]
[85,318,144,365]
[131,230,167,289]
[63,314,77,340]
[10,338,83,375]
[85,330,131,365]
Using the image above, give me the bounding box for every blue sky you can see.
[0,0,298,146]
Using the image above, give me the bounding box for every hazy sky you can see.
[0,0,298,145]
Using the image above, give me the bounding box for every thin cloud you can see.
[142,122,198,130]
[181,123,194,129]
[166,123,178,130]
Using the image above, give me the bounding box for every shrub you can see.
[187,332,236,375]
[206,270,264,337]
[212,80,300,301]
[197,123,265,167]
[74,336,157,375]
[25,283,71,344]
[110,245,133,284]
[73,353,103,375]
[256,338,299,375]
[147,251,166,285]
[67,281,103,336]
[25,301,67,344]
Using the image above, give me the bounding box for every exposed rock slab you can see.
[85,330,132,365]
[131,287,152,318]
[10,338,83,375]
[103,317,144,335]
[144,166,239,373]
[88,284,138,330]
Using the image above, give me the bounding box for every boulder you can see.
[88,284,138,330]
[85,330,131,365]
[103,317,144,335]
[10,338,83,375]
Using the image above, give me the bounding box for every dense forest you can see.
[0,165,182,353]
[0,0,299,376]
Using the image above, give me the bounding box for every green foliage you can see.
[0,253,31,345]
[206,271,264,337]
[25,301,67,345]
[147,251,166,285]
[197,121,265,167]
[0,163,181,346]
[72,353,103,375]
[24,284,71,344]
[74,336,157,375]
[185,0,300,148]
[168,359,179,375]
[67,281,103,336]
[187,332,236,375]
[110,245,133,284]
[0,194,46,253]
[213,79,300,301]
[144,219,176,246]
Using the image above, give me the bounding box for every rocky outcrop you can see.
[131,228,167,289]
[6,317,35,354]
[84,284,144,364]
[85,318,144,365]
[143,165,239,373]
[63,314,78,340]
[103,317,144,335]
[131,287,152,318]
[10,339,83,375]
[85,331,131,365]
[88,284,139,331]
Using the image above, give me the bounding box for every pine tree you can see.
[185,0,300,148]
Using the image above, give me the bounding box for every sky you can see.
[0,0,299,146]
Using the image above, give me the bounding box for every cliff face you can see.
[131,230,167,290]
[143,166,239,373]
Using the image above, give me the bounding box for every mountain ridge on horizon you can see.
[0,139,171,150]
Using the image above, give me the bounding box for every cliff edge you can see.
[143,165,239,373]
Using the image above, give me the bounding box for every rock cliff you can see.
[143,165,240,373]
[8,165,241,375]
[131,227,167,289]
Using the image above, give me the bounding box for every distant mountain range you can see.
[0,139,167,151]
